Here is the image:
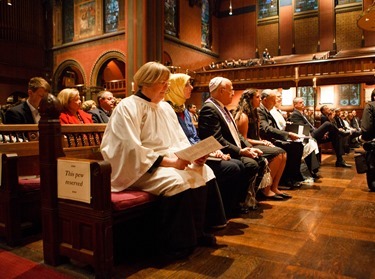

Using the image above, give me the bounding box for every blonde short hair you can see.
[57,88,80,110]
[133,61,170,89]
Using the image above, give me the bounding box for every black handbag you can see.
[355,153,368,174]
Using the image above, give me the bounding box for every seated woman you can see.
[233,89,291,200]
[100,62,225,260]
[57,88,93,124]
[165,73,252,217]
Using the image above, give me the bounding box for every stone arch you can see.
[90,50,126,87]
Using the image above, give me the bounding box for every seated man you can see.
[313,105,352,167]
[198,77,265,210]
[88,90,115,123]
[258,90,305,188]
[274,95,320,179]
[5,77,50,124]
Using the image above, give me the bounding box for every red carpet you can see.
[0,249,70,279]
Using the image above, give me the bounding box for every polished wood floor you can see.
[1,152,375,278]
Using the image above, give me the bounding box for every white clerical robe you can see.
[100,95,215,196]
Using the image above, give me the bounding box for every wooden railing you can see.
[104,79,126,93]
[193,53,375,91]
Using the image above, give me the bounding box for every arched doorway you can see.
[91,51,126,99]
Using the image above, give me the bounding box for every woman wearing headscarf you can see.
[165,73,254,216]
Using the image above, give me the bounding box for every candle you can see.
[313,77,317,88]
[295,67,299,80]
[131,82,135,92]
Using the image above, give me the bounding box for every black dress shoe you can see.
[335,161,352,168]
[264,194,284,201]
[278,193,292,199]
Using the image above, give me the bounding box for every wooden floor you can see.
[1,152,375,278]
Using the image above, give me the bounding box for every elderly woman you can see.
[233,88,290,200]
[100,62,223,260]
[164,73,251,218]
[57,88,92,124]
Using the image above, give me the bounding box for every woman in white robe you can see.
[101,61,224,259]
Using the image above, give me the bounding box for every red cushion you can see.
[111,190,156,211]
[18,177,40,191]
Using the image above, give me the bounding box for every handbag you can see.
[258,161,272,189]
[354,153,367,174]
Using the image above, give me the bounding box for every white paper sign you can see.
[58,159,91,203]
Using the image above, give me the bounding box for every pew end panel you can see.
[39,94,159,278]
[0,128,41,246]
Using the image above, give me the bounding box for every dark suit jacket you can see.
[88,107,110,123]
[198,100,251,160]
[361,101,375,141]
[5,101,35,124]
[320,114,329,124]
[289,109,314,132]
[258,104,289,142]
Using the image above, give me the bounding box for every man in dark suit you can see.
[5,77,50,124]
[88,90,115,123]
[289,97,351,168]
[198,77,265,210]
[258,90,305,188]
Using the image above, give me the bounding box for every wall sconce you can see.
[229,0,232,15]
[7,0,12,6]
[270,0,274,8]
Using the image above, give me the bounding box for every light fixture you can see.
[7,0,12,6]
[357,1,375,31]
[229,0,232,16]
[270,0,274,8]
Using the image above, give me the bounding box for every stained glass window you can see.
[165,0,178,36]
[63,0,74,43]
[298,87,315,107]
[201,0,210,49]
[294,0,318,13]
[338,84,360,106]
[258,0,278,19]
[105,0,119,33]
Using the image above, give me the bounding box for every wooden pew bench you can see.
[39,94,159,279]
[0,124,41,246]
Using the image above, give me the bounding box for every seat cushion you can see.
[111,190,156,211]
[18,177,40,191]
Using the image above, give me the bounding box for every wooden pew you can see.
[0,124,41,246]
[39,94,158,278]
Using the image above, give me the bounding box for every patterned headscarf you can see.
[165,73,191,113]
